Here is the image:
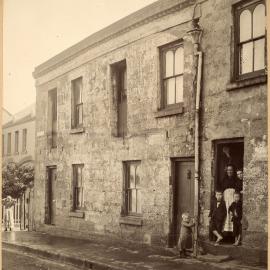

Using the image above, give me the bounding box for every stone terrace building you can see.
[33,0,267,262]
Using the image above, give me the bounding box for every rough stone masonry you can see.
[33,0,267,253]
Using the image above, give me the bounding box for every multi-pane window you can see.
[7,133,11,155]
[71,77,83,129]
[72,164,84,210]
[2,134,4,156]
[22,129,27,152]
[48,89,57,148]
[124,161,142,215]
[161,42,184,107]
[235,0,266,79]
[15,131,19,154]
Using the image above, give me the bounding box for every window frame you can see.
[111,60,127,138]
[160,40,184,109]
[234,0,266,81]
[22,129,27,153]
[71,77,83,129]
[123,161,142,217]
[15,130,19,154]
[48,88,58,148]
[72,164,84,211]
[7,132,11,155]
[2,134,4,156]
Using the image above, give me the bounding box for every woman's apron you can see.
[223,188,235,232]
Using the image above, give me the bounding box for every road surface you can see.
[2,249,81,270]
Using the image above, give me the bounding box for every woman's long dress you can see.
[221,176,240,232]
[223,188,234,232]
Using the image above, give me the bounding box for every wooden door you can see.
[47,167,56,225]
[174,160,195,246]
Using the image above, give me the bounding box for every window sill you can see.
[226,75,267,91]
[22,150,27,154]
[119,216,143,226]
[154,104,184,118]
[70,127,85,134]
[69,211,85,218]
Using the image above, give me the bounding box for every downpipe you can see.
[193,45,203,257]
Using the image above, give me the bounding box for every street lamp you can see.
[187,18,203,46]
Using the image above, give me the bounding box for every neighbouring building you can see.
[2,108,13,125]
[33,0,267,264]
[2,104,36,230]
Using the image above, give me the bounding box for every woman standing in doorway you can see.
[220,164,242,234]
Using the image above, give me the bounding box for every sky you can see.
[3,0,157,115]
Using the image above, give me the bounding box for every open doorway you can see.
[211,138,244,243]
[45,166,57,225]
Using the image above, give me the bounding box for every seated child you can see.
[229,192,242,246]
[177,212,195,258]
[209,190,227,246]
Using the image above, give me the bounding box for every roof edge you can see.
[2,115,36,129]
[33,0,196,79]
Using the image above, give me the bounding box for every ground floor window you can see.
[72,164,84,211]
[123,161,142,215]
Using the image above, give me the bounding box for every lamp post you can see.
[188,18,203,257]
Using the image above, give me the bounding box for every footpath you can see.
[2,231,267,270]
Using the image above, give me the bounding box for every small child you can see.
[236,170,243,181]
[209,190,227,246]
[177,212,195,258]
[229,192,242,246]
[236,169,243,194]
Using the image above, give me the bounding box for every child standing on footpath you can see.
[229,192,242,246]
[177,212,195,258]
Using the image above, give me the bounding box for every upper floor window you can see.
[235,0,266,80]
[2,134,4,156]
[22,129,27,153]
[7,133,11,155]
[71,77,83,129]
[161,42,184,108]
[15,130,19,154]
[112,60,127,137]
[72,164,84,210]
[48,89,57,148]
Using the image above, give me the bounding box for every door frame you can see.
[212,138,244,194]
[211,138,244,240]
[168,157,194,247]
[45,166,57,225]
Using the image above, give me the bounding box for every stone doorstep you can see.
[3,240,267,270]
[199,240,267,267]
[2,241,126,270]
[196,254,231,263]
